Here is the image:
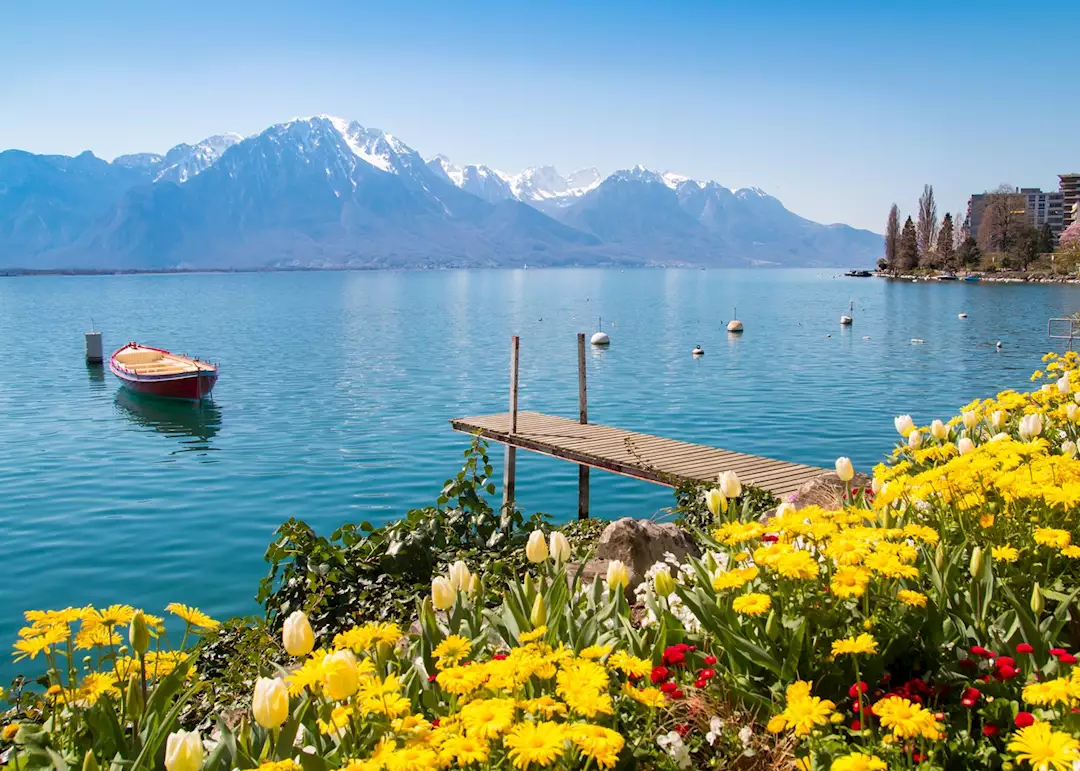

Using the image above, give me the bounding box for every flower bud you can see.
[871,477,883,495]
[448,560,471,592]
[765,609,780,640]
[653,566,676,598]
[252,676,289,729]
[894,415,915,437]
[431,576,455,611]
[958,437,975,456]
[908,431,922,450]
[1063,440,1077,459]
[549,531,571,564]
[164,730,203,771]
[1058,375,1071,395]
[1068,404,1079,423]
[704,489,727,517]
[969,546,984,579]
[935,542,945,572]
[282,611,315,657]
[526,530,549,563]
[606,560,630,591]
[321,650,360,701]
[834,457,854,483]
[1030,583,1044,616]
[129,611,150,656]
[82,752,99,771]
[530,594,547,627]
[992,410,1007,430]
[718,471,742,499]
[962,411,978,430]
[524,572,536,596]
[467,574,480,597]
[126,675,144,721]
[930,420,948,441]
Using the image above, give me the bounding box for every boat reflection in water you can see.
[114,389,222,457]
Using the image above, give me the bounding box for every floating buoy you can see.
[825,334,831,338]
[863,336,871,340]
[912,338,925,344]
[996,341,1002,349]
[692,345,704,356]
[727,307,743,333]
[85,329,103,363]
[840,301,853,325]
[958,313,968,319]
[591,316,610,346]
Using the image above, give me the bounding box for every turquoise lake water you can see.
[1,269,1077,676]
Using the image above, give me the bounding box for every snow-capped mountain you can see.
[0,114,883,270]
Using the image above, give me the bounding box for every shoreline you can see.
[871,270,1080,284]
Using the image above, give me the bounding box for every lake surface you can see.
[1,269,1077,676]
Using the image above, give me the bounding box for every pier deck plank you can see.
[451,411,825,498]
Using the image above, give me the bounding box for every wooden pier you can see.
[451,334,827,518]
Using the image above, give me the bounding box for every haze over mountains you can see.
[0,116,882,270]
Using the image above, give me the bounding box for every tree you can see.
[897,216,919,272]
[916,184,938,259]
[1012,227,1040,270]
[957,235,981,268]
[936,213,955,270]
[1037,223,1055,255]
[955,208,969,250]
[884,204,900,272]
[1061,220,1080,251]
[978,185,1026,259]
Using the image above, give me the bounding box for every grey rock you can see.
[589,518,700,593]
[787,472,873,511]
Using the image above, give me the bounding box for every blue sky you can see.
[2,0,1077,231]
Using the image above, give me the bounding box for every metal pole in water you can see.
[577,332,590,520]
[503,335,520,511]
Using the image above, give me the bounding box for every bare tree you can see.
[916,184,938,262]
[884,204,900,272]
[978,186,1026,260]
[955,206,968,250]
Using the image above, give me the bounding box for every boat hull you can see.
[111,367,218,400]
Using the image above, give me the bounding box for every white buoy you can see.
[912,338,925,344]
[692,345,704,356]
[958,313,968,319]
[85,330,103,363]
[996,341,1002,349]
[590,316,610,346]
[840,301,853,326]
[726,306,744,333]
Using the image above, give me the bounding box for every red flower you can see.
[970,646,991,658]
[934,712,945,721]
[700,668,716,680]
[1016,643,1035,654]
[428,674,438,683]
[431,718,440,727]
[666,688,684,700]
[850,720,862,731]
[1014,712,1035,728]
[983,724,999,737]
[1060,654,1078,664]
[762,533,779,542]
[880,672,892,683]
[977,675,991,683]
[688,645,697,652]
[1049,648,1068,656]
[961,687,981,707]
[492,654,507,661]
[912,753,924,763]
[650,666,670,684]
[660,682,678,693]
[704,655,717,665]
[694,678,707,688]
[958,658,977,669]
[851,702,861,713]
[849,681,869,698]
[995,656,1016,668]
[675,723,690,736]
[663,646,688,666]
[996,664,1019,680]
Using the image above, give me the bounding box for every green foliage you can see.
[672,480,778,531]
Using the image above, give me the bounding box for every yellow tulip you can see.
[252,677,289,729]
[549,531,571,564]
[448,560,472,592]
[930,420,948,441]
[606,560,630,591]
[718,470,742,499]
[164,730,203,771]
[530,594,547,626]
[320,650,360,701]
[129,611,150,656]
[282,611,315,657]
[969,547,984,579]
[958,437,975,456]
[652,566,676,597]
[962,410,978,430]
[526,530,549,563]
[704,488,727,516]
[1030,583,1045,615]
[431,576,455,611]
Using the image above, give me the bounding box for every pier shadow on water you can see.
[113,389,222,458]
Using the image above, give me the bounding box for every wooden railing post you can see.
[577,333,590,519]
[503,336,520,511]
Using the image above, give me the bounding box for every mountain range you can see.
[0,115,882,270]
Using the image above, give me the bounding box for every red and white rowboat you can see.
[109,343,219,401]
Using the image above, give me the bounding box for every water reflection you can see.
[114,389,222,456]
[86,362,106,385]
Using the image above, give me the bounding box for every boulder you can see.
[589,518,700,593]
[786,472,872,511]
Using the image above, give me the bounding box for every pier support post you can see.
[503,336,520,512]
[577,333,590,519]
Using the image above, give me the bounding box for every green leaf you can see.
[781,619,805,682]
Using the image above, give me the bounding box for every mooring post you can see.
[577,333,590,519]
[503,335,520,511]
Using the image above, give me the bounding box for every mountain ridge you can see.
[0,115,882,270]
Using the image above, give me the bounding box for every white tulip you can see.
[1019,413,1043,442]
[991,410,1007,430]
[1059,375,1072,395]
[164,730,204,771]
[962,411,978,430]
[894,415,915,437]
[282,611,315,657]
[957,437,975,456]
[549,531,571,564]
[908,431,922,450]
[252,677,289,729]
[431,576,455,610]
[1062,440,1077,458]
[1068,404,1078,423]
[834,457,854,482]
[448,560,471,592]
[871,477,883,495]
[1074,392,1080,404]
[930,420,948,441]
[718,470,742,499]
[991,432,1009,442]
[525,530,549,563]
[1042,384,1054,395]
[775,501,797,519]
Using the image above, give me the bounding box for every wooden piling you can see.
[577,333,590,519]
[503,336,520,511]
